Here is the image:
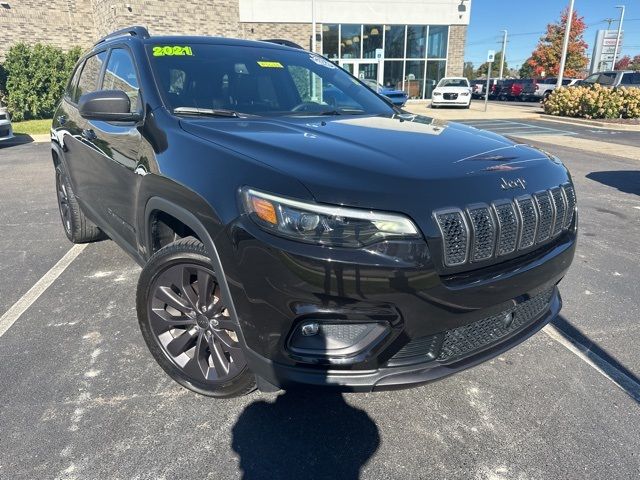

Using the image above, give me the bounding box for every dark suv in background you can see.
[52,27,577,398]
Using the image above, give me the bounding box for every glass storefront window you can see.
[384,25,405,59]
[425,60,447,98]
[362,25,383,59]
[428,26,449,59]
[406,26,427,58]
[322,24,339,60]
[341,24,361,59]
[405,60,425,99]
[383,60,404,91]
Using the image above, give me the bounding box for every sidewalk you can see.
[404,99,543,120]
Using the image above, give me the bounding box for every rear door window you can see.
[73,51,107,103]
[102,48,140,113]
[620,72,640,86]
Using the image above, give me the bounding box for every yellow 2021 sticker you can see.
[153,46,194,57]
[257,61,283,68]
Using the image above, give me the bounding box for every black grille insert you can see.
[388,288,555,365]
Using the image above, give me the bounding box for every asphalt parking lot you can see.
[1,138,639,479]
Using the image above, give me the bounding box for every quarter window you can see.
[102,49,140,112]
[73,51,107,103]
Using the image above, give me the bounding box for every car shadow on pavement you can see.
[231,389,380,480]
[586,171,640,196]
[0,134,34,149]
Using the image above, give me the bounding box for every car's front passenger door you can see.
[81,47,143,250]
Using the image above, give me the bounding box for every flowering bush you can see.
[543,83,640,119]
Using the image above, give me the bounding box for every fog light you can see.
[301,322,319,336]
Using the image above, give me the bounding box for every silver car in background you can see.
[0,103,14,141]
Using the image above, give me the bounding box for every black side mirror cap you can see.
[78,90,142,122]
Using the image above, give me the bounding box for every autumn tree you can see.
[519,60,535,79]
[463,61,475,79]
[526,7,588,77]
[616,55,640,71]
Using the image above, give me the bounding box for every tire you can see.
[55,164,105,243]
[136,237,256,398]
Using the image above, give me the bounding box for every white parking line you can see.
[464,119,577,137]
[0,244,87,338]
[543,324,640,403]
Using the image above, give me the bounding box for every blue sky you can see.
[466,0,640,68]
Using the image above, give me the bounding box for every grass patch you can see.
[12,119,52,136]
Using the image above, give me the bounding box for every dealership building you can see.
[0,0,470,99]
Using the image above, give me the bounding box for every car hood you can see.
[180,114,569,221]
[434,86,471,93]
[380,87,407,96]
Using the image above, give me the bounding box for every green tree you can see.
[519,60,535,79]
[4,43,81,121]
[463,61,475,79]
[475,51,507,78]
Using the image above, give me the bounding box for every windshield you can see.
[437,78,469,88]
[146,43,394,117]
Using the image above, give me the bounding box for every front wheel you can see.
[136,237,256,398]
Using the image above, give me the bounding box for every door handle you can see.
[57,115,67,125]
[81,128,96,141]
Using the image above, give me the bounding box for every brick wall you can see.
[446,25,467,77]
[0,0,96,60]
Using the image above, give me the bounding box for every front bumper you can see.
[0,120,14,141]
[218,217,576,391]
[431,96,471,106]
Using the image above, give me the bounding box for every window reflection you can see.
[384,25,405,59]
[428,26,449,59]
[341,24,361,59]
[407,26,427,58]
[322,24,339,60]
[363,25,383,59]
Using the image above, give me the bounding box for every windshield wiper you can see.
[318,108,366,116]
[173,107,241,118]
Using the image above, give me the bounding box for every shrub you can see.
[543,83,640,119]
[2,43,82,121]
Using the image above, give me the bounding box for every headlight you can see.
[433,91,442,96]
[241,188,421,247]
[460,92,470,96]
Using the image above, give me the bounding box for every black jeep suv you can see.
[51,27,577,398]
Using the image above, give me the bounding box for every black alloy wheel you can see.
[137,238,256,397]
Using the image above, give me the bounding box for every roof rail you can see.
[260,39,304,50]
[94,26,150,46]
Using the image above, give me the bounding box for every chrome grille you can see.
[434,184,576,268]
[563,184,576,228]
[534,191,554,243]
[468,206,495,262]
[434,209,468,267]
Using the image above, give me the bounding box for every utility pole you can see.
[499,30,508,79]
[311,0,317,53]
[612,5,625,70]
[556,0,575,88]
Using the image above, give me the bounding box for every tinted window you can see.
[148,44,393,117]
[73,51,107,103]
[102,49,140,112]
[65,64,83,100]
[620,72,640,85]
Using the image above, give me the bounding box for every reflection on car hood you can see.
[180,114,568,213]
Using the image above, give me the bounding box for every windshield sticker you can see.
[152,46,193,57]
[309,54,336,69]
[257,61,284,68]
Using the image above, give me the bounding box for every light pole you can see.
[311,0,317,53]
[556,0,575,88]
[499,30,508,79]
[612,5,625,70]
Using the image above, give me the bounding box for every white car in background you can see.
[431,77,472,108]
[0,103,14,141]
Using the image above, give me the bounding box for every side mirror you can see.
[78,90,141,122]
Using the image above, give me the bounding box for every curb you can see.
[539,114,640,132]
